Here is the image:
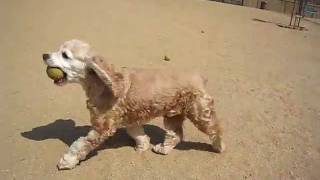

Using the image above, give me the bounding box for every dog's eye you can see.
[62,52,69,59]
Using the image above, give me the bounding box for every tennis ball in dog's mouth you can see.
[46,67,65,80]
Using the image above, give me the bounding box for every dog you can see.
[42,39,225,170]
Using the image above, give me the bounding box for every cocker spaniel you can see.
[42,40,225,170]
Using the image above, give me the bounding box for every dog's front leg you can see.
[57,127,114,170]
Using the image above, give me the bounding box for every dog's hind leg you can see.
[187,93,225,153]
[126,126,150,152]
[57,128,115,170]
[152,114,185,155]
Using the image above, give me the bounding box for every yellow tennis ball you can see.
[46,67,65,80]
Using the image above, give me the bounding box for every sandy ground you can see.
[1,0,320,179]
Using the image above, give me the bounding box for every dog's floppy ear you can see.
[86,56,125,98]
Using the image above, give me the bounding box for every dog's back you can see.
[124,68,207,101]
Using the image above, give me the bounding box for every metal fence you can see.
[304,1,320,18]
[210,0,320,19]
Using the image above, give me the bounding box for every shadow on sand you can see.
[21,119,213,157]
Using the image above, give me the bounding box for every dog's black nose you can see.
[42,53,50,60]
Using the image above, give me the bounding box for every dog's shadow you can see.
[21,119,213,156]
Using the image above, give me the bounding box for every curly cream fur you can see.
[43,40,225,170]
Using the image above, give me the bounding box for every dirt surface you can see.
[1,0,320,179]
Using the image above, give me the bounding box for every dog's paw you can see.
[152,143,173,155]
[135,136,150,152]
[211,136,226,153]
[57,153,79,170]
